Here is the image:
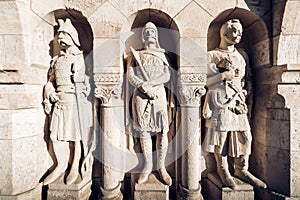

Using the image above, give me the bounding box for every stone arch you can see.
[123,9,180,172]
[125,9,180,70]
[205,8,272,197]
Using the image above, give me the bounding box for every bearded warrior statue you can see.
[127,22,172,186]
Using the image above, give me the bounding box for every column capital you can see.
[178,72,206,106]
[94,73,122,105]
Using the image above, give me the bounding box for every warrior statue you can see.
[127,22,172,186]
[42,18,93,185]
[203,19,267,189]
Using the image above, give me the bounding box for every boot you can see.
[137,136,152,184]
[156,132,172,186]
[43,141,69,185]
[214,153,236,189]
[66,142,81,185]
[233,155,267,188]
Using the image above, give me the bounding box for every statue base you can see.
[205,172,254,200]
[131,173,169,200]
[47,174,92,200]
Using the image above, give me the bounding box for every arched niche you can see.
[125,9,180,71]
[33,9,94,74]
[123,9,180,182]
[205,7,271,193]
[36,7,95,186]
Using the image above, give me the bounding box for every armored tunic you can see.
[203,48,252,157]
[45,52,91,142]
[128,49,170,135]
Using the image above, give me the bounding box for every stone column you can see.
[95,74,124,200]
[178,73,206,200]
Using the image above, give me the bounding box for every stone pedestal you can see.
[206,172,254,200]
[132,173,169,200]
[47,174,92,200]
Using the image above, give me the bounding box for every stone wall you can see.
[0,0,299,199]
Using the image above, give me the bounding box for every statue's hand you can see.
[219,57,232,70]
[140,82,157,99]
[242,89,247,97]
[146,90,157,100]
[221,69,235,81]
[43,100,52,115]
[49,92,59,103]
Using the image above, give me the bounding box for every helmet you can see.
[57,18,80,47]
[142,22,161,48]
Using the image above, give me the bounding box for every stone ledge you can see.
[0,184,42,200]
[47,174,92,200]
[205,172,254,200]
[132,173,169,200]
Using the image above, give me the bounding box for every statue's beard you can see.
[144,37,157,45]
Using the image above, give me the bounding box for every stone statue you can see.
[42,18,93,185]
[203,19,267,189]
[127,22,172,186]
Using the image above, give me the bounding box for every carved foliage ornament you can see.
[179,85,206,106]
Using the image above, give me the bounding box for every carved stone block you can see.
[47,174,92,200]
[132,173,169,200]
[0,185,41,200]
[206,172,254,200]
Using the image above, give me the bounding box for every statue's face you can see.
[57,31,74,48]
[224,23,243,45]
[143,27,157,44]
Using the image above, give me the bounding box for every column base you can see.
[206,172,254,200]
[131,173,169,200]
[0,184,41,200]
[178,182,203,200]
[99,182,122,200]
[47,174,92,200]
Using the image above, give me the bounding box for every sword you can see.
[130,46,149,81]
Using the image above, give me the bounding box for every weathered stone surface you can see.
[276,35,300,65]
[48,174,92,200]
[194,0,236,17]
[0,66,48,85]
[0,36,5,66]
[94,38,122,68]
[0,1,27,35]
[132,173,169,200]
[281,1,300,35]
[174,1,212,38]
[4,35,29,65]
[251,39,270,68]
[0,185,41,200]
[149,0,191,18]
[264,144,290,196]
[179,37,207,67]
[109,0,150,19]
[30,0,64,18]
[278,84,300,108]
[291,151,300,196]
[206,172,254,200]
[64,0,107,17]
[89,1,129,38]
[30,15,54,67]
[0,134,48,195]
[0,108,45,140]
